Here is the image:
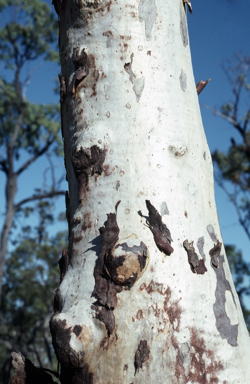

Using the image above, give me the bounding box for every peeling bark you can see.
[146,200,173,256]
[183,239,207,274]
[196,78,212,95]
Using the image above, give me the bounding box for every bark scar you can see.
[92,202,149,335]
[72,145,105,201]
[72,47,89,95]
[134,340,150,374]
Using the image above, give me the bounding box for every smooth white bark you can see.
[52,0,250,382]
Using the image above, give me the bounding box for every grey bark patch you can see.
[178,342,190,366]
[103,30,113,47]
[124,55,145,102]
[180,4,188,47]
[203,151,206,160]
[197,237,205,260]
[179,69,187,92]
[138,0,157,41]
[209,241,221,268]
[207,224,218,242]
[160,201,169,216]
[133,77,145,102]
[213,255,238,347]
[124,53,135,83]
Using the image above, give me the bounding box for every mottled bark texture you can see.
[51,0,250,382]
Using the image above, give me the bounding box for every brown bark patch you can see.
[50,319,94,383]
[76,53,99,97]
[72,145,105,200]
[53,250,69,314]
[73,325,82,337]
[145,200,173,256]
[92,203,149,335]
[183,240,207,274]
[82,212,92,232]
[60,363,93,384]
[196,78,211,95]
[91,202,121,334]
[58,249,69,283]
[72,47,89,95]
[134,340,150,374]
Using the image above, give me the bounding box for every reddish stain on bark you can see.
[140,280,182,332]
[139,279,168,296]
[103,164,112,176]
[172,328,224,384]
[136,310,143,320]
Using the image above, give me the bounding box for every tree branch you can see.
[16,137,55,175]
[15,190,65,210]
[201,104,245,137]
[0,160,8,174]
[214,172,250,242]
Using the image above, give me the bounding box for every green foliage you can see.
[226,245,250,331]
[0,0,62,164]
[0,201,66,383]
[0,80,62,159]
[0,0,59,68]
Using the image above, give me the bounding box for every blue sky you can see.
[1,0,250,261]
[189,0,250,260]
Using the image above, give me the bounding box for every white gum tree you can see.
[49,0,250,383]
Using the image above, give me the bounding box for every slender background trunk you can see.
[51,0,250,382]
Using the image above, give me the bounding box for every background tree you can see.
[0,200,66,384]
[225,244,250,330]
[0,0,65,296]
[206,54,250,239]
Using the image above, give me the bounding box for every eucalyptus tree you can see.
[11,0,250,383]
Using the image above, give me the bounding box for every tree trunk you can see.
[51,0,250,382]
[0,173,17,298]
